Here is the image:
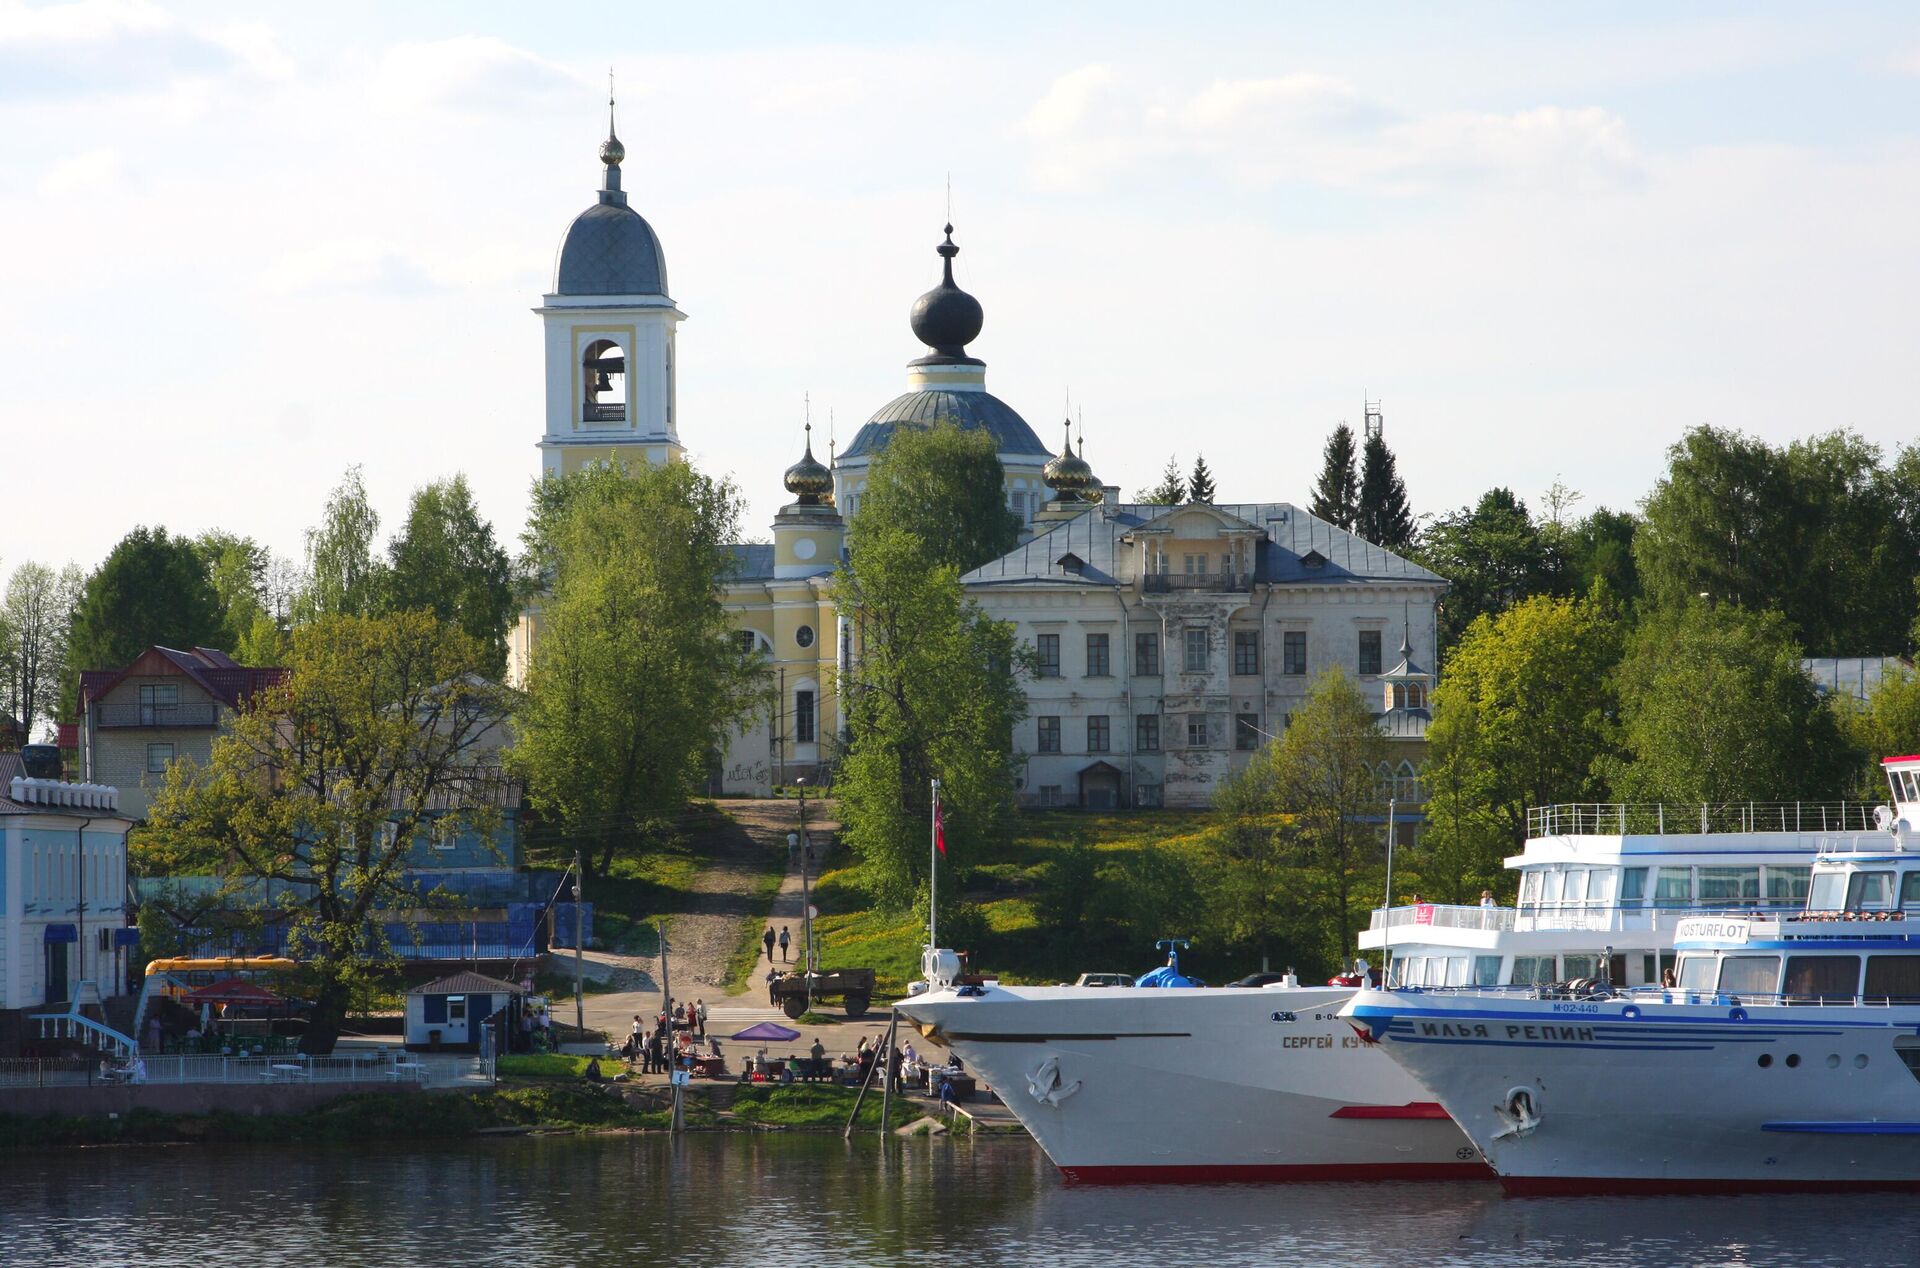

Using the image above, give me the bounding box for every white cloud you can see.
[36,144,117,195]
[374,34,585,114]
[0,0,283,100]
[1021,65,1640,194]
[259,238,439,297]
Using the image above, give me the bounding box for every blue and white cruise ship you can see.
[1347,755,1920,1192]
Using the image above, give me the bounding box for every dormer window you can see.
[1057,552,1085,574]
[1301,549,1326,570]
[583,339,627,423]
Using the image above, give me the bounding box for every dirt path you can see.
[575,799,841,1039]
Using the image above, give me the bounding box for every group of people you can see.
[761,925,794,962]
[621,999,717,1075]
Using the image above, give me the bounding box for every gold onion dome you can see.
[783,424,834,504]
[1042,419,1095,497]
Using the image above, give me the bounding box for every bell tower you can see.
[536,97,685,476]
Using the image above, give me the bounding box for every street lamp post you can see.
[798,779,814,1012]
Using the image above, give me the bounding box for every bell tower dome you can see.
[536,95,687,477]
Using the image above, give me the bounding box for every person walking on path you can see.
[762,927,776,962]
[778,926,792,963]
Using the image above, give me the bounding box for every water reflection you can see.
[0,1135,1914,1266]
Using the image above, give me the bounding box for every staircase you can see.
[31,983,137,1061]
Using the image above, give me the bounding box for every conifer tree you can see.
[1187,455,1217,504]
[1136,455,1187,505]
[1309,423,1360,530]
[1356,433,1414,549]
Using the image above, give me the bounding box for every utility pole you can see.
[572,851,584,1034]
[799,779,814,1013]
[659,918,682,1133]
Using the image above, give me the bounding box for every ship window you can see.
[1653,867,1693,907]
[1511,956,1555,985]
[1766,867,1811,906]
[1620,868,1648,903]
[1474,956,1503,986]
[1808,870,1845,912]
[1865,956,1920,1004]
[1564,869,1588,905]
[1519,871,1542,909]
[1717,956,1781,997]
[1444,956,1470,986]
[1541,870,1563,905]
[1846,871,1896,912]
[1561,954,1598,981]
[1588,869,1618,907]
[1902,873,1920,909]
[1677,955,1717,992]
[1784,955,1860,1004]
[1698,867,1761,905]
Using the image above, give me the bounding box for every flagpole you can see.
[929,777,940,954]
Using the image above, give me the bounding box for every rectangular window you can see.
[1282,630,1307,676]
[1865,955,1920,1004]
[1039,785,1063,807]
[1037,716,1061,753]
[1653,866,1693,907]
[1036,634,1060,678]
[1473,956,1503,986]
[1588,869,1618,907]
[1519,871,1542,908]
[1134,632,1160,676]
[145,742,173,773]
[1186,714,1208,748]
[1085,633,1110,677]
[1767,867,1811,906]
[1676,955,1716,992]
[447,996,467,1024]
[138,683,180,725]
[1847,871,1896,911]
[1232,630,1259,676]
[1903,872,1920,909]
[1783,955,1859,1003]
[1358,629,1383,676]
[1183,628,1208,673]
[795,690,816,743]
[432,817,458,851]
[1511,956,1555,985]
[1560,953,1597,980]
[1698,867,1760,904]
[1136,714,1160,753]
[1716,955,1781,996]
[1235,713,1260,750]
[1620,867,1648,903]
[1086,716,1110,753]
[1136,783,1163,808]
[1183,553,1207,575]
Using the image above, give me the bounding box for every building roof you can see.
[960,503,1446,589]
[727,544,777,581]
[409,970,525,996]
[842,388,1051,460]
[554,200,670,298]
[0,751,123,816]
[79,646,287,711]
[1803,656,1914,704]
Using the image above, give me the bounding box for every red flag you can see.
[935,795,947,856]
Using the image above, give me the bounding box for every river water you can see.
[3,1134,1916,1266]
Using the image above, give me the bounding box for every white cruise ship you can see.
[894,804,1833,1182]
[1346,756,1920,1193]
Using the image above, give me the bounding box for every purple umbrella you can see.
[730,1021,802,1042]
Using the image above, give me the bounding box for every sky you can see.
[5,1,1920,575]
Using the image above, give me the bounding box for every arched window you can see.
[583,339,626,423]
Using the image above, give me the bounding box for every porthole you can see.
[1785,1053,1802,1069]
[1826,1054,1841,1069]
[795,625,815,649]
[1757,1054,1772,1068]
[1856,1054,1869,1069]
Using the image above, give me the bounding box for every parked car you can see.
[1072,972,1136,988]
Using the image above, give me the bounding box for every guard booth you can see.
[405,971,525,1052]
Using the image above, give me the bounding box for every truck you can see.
[769,967,876,1019]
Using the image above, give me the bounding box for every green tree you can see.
[1309,423,1360,530]
[193,531,280,660]
[1419,595,1623,898]
[66,526,227,706]
[1416,489,1554,651]
[1355,431,1414,549]
[1564,507,1640,608]
[143,611,510,1053]
[1636,427,1918,655]
[513,462,766,879]
[849,422,1021,574]
[1213,670,1384,967]
[1187,455,1217,504]
[298,466,386,622]
[1605,600,1858,803]
[1835,666,1920,799]
[1135,454,1187,505]
[385,474,516,677]
[0,561,83,742]
[834,521,1030,907]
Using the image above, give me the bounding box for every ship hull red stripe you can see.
[1058,1161,1490,1185]
[1501,1175,1920,1196]
[1328,1101,1451,1120]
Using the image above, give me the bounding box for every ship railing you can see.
[1369,903,1516,932]
[1527,802,1881,839]
[0,1051,492,1088]
[1367,902,1774,934]
[1396,984,1920,1009]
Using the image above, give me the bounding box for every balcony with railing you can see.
[94,702,218,728]
[1142,572,1251,594]
[1527,802,1882,839]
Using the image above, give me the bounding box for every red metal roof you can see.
[79,646,286,712]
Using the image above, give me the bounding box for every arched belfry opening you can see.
[583,339,627,422]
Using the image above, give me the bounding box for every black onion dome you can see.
[553,118,669,297]
[909,224,984,364]
[1042,419,1095,495]
[783,425,834,504]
